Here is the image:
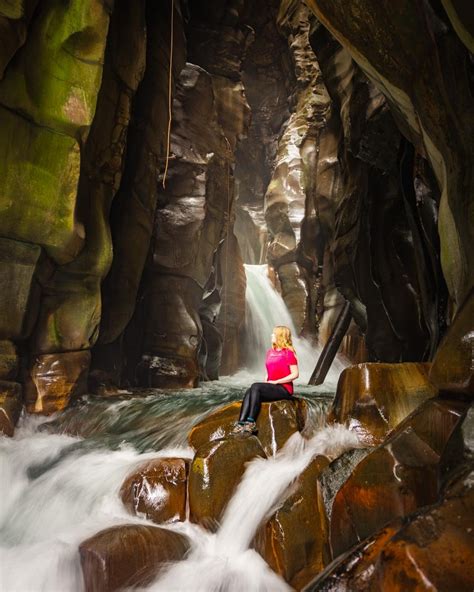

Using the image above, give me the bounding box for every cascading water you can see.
[241,264,346,386]
[0,264,351,592]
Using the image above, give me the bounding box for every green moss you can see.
[0,106,82,263]
[0,0,110,136]
[0,1,24,20]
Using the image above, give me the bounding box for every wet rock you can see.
[305,0,474,311]
[430,288,474,396]
[25,351,90,414]
[329,362,438,445]
[254,455,331,590]
[188,401,241,449]
[0,237,41,340]
[318,448,371,522]
[120,458,188,524]
[0,340,18,380]
[79,524,190,592]
[0,380,22,436]
[188,399,308,457]
[304,470,474,592]
[189,436,266,530]
[330,396,469,557]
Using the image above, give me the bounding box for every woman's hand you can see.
[267,379,278,384]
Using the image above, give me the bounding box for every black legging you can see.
[238,382,292,422]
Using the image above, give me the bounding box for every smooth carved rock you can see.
[188,399,308,457]
[188,436,266,530]
[329,362,438,445]
[25,351,90,414]
[79,524,190,592]
[0,340,18,380]
[330,397,469,558]
[305,0,474,312]
[120,457,188,524]
[254,455,331,590]
[430,288,474,396]
[0,380,22,436]
[304,470,474,592]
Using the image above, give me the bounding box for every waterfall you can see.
[242,264,346,386]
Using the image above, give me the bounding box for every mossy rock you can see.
[0,237,41,339]
[0,0,110,136]
[0,107,82,264]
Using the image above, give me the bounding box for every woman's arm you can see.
[267,364,299,384]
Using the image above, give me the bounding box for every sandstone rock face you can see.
[188,436,266,530]
[430,288,474,396]
[91,0,186,387]
[305,470,474,592]
[120,458,188,524]
[254,455,331,590]
[305,0,474,313]
[79,524,190,592]
[329,362,438,445]
[330,396,469,557]
[25,351,90,414]
[0,380,22,436]
[188,398,308,457]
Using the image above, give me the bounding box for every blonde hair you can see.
[272,325,296,353]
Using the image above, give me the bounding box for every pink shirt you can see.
[265,348,298,394]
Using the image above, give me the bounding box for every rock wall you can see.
[0,0,473,417]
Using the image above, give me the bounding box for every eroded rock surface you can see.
[329,362,437,445]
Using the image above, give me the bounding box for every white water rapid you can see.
[0,264,351,592]
[148,425,360,592]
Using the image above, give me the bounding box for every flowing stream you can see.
[0,264,351,592]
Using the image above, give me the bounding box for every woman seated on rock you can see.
[231,325,299,435]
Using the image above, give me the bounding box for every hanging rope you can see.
[222,137,233,346]
[162,0,174,189]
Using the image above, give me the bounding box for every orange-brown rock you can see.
[25,351,90,414]
[329,362,437,445]
[188,436,266,530]
[304,470,474,592]
[188,398,308,456]
[330,396,469,558]
[0,380,22,436]
[120,457,188,524]
[79,524,190,592]
[430,288,474,396]
[254,455,331,590]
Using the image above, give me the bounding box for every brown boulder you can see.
[329,362,437,445]
[0,380,22,436]
[120,458,188,524]
[330,396,469,558]
[430,288,474,396]
[254,455,331,590]
[25,350,90,414]
[189,436,266,530]
[304,470,474,592]
[79,524,190,592]
[188,398,308,456]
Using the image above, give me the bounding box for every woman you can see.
[231,325,299,435]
